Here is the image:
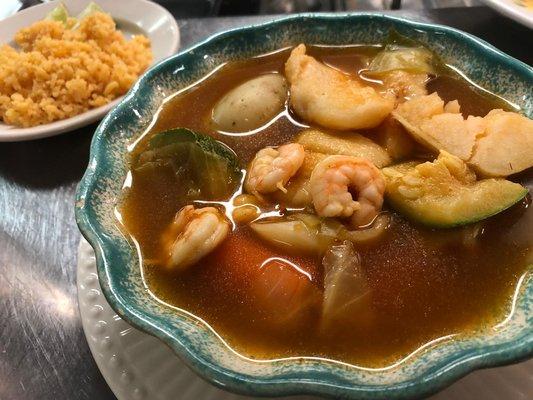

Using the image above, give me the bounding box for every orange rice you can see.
[0,12,152,127]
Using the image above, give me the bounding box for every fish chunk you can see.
[285,44,394,130]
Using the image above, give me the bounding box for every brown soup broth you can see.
[119,46,532,367]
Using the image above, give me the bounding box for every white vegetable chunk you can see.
[250,216,334,255]
[212,73,288,132]
[250,213,391,256]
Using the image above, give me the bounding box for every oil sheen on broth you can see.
[119,46,532,367]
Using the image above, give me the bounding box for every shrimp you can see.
[309,155,385,227]
[285,44,394,130]
[162,205,229,270]
[244,143,305,195]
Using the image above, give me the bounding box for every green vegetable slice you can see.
[76,2,104,20]
[382,151,528,227]
[70,2,105,29]
[134,128,242,201]
[45,3,69,26]
[46,2,107,29]
[368,45,435,76]
[366,30,446,77]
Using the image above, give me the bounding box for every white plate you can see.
[77,237,533,400]
[480,0,533,28]
[0,0,179,142]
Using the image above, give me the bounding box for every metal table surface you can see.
[0,6,531,400]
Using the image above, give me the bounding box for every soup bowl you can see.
[75,13,533,399]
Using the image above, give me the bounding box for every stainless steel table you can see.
[1,7,531,400]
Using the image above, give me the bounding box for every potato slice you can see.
[374,117,417,161]
[392,91,444,123]
[392,93,483,160]
[296,129,391,168]
[420,114,484,160]
[393,94,533,177]
[469,110,533,177]
[212,73,287,132]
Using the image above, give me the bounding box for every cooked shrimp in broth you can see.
[245,143,305,195]
[310,155,386,227]
[162,205,230,271]
[120,40,532,368]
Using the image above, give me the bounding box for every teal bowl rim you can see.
[75,12,533,399]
